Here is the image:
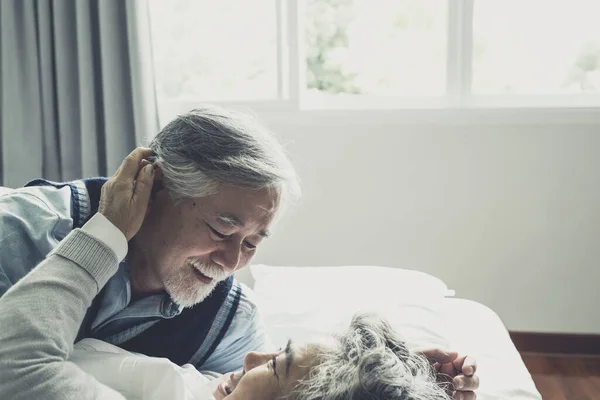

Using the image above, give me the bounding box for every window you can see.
[148,0,278,102]
[472,0,600,96]
[306,0,447,99]
[148,0,600,112]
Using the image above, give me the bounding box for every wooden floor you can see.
[521,353,600,399]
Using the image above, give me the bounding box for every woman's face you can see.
[213,340,318,400]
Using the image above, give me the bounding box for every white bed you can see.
[245,264,542,400]
[440,298,541,399]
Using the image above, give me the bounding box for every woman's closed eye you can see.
[271,356,278,378]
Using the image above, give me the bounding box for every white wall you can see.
[243,113,600,334]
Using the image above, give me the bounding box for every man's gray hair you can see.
[288,313,452,400]
[149,106,300,204]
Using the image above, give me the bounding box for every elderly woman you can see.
[209,312,466,400]
[0,148,478,400]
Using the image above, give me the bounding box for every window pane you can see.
[305,0,447,99]
[473,0,600,95]
[148,0,278,102]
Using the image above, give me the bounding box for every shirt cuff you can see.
[81,213,128,262]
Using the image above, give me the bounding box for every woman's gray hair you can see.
[149,106,300,204]
[288,313,452,400]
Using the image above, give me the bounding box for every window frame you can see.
[154,0,600,126]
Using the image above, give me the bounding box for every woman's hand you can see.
[415,347,479,400]
[98,147,155,241]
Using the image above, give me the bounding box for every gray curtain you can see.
[0,0,159,187]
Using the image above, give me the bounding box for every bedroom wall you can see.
[239,113,600,335]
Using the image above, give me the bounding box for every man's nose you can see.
[213,242,242,273]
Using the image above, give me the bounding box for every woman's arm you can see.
[0,220,126,399]
[0,215,131,399]
[0,147,155,400]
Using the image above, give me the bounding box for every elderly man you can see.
[0,106,300,373]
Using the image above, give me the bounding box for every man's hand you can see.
[415,347,479,400]
[98,147,155,241]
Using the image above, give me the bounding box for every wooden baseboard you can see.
[509,331,600,356]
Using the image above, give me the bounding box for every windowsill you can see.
[157,99,600,128]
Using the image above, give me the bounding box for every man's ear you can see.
[149,167,165,200]
[150,180,165,202]
[145,178,163,218]
[145,167,165,220]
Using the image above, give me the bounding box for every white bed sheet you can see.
[441,298,541,400]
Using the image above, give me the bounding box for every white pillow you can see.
[250,265,452,350]
[258,301,452,352]
[250,265,450,302]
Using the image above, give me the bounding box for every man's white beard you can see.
[164,259,230,308]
